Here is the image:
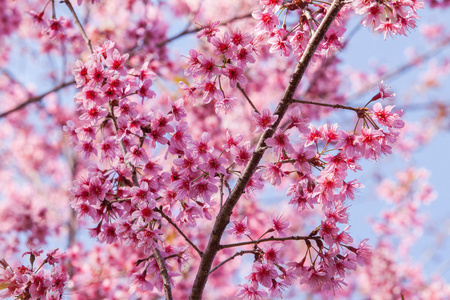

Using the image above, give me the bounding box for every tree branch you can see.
[237,83,259,114]
[153,247,173,300]
[155,207,204,257]
[291,98,367,113]
[0,81,75,119]
[189,1,345,299]
[157,13,252,47]
[347,36,450,102]
[63,0,93,54]
[220,235,321,249]
[209,250,255,275]
[65,1,173,297]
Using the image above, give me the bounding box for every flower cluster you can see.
[353,0,425,39]
[231,82,405,296]
[66,40,242,291]
[183,25,256,113]
[252,1,348,60]
[66,26,406,296]
[0,248,66,300]
[65,2,405,298]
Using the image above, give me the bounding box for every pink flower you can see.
[63,120,78,144]
[190,179,218,203]
[130,271,154,292]
[376,19,399,40]
[211,32,236,58]
[291,146,315,172]
[252,108,278,133]
[230,27,253,47]
[72,60,89,87]
[201,153,228,176]
[43,17,66,39]
[271,215,290,237]
[313,174,343,207]
[223,130,243,151]
[197,21,220,42]
[184,49,201,76]
[265,129,294,156]
[372,102,405,129]
[321,123,340,143]
[319,219,339,246]
[131,181,152,204]
[226,216,250,236]
[131,201,158,223]
[79,103,108,122]
[234,46,256,68]
[299,266,328,290]
[28,10,45,27]
[262,243,284,265]
[197,55,220,79]
[235,283,268,300]
[89,176,109,200]
[304,124,324,147]
[178,81,197,104]
[268,28,290,57]
[222,64,247,88]
[105,49,129,76]
[126,146,149,166]
[138,61,157,81]
[262,162,286,186]
[322,27,346,57]
[215,96,237,114]
[252,9,279,32]
[97,223,118,244]
[190,132,212,159]
[252,263,278,288]
[358,128,384,160]
[137,80,156,102]
[355,239,372,266]
[371,80,396,101]
[99,137,119,162]
[75,140,98,159]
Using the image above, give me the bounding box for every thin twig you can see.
[189,1,344,298]
[291,98,366,113]
[157,13,252,47]
[209,250,255,274]
[51,0,56,18]
[107,104,172,299]
[153,247,174,300]
[347,36,450,102]
[220,235,321,249]
[303,9,316,36]
[237,83,259,114]
[0,81,75,119]
[155,207,204,257]
[63,0,93,54]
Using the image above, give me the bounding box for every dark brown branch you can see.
[237,83,259,114]
[153,247,173,300]
[189,1,345,299]
[292,98,367,113]
[209,250,255,274]
[63,0,93,54]
[155,207,203,257]
[0,81,75,119]
[107,103,173,300]
[220,235,321,249]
